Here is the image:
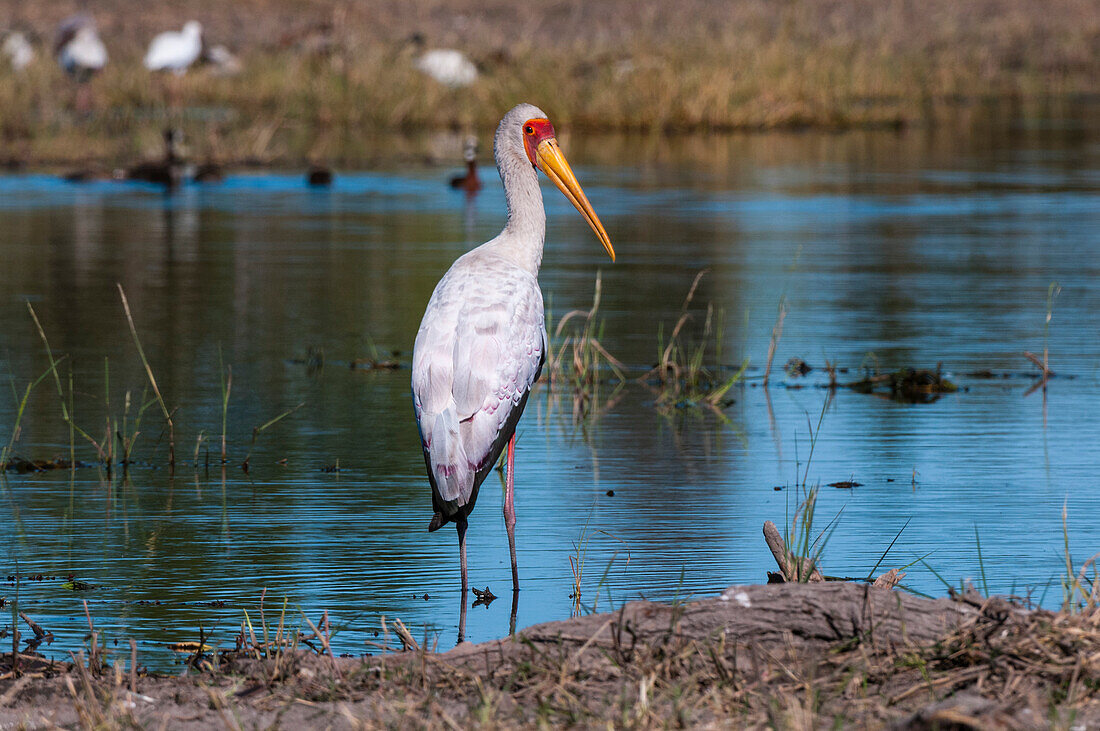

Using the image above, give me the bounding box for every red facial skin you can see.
[522,118,556,169]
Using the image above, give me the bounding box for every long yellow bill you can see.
[536,138,615,261]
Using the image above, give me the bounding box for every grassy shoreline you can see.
[2,582,1098,728]
[2,0,1099,166]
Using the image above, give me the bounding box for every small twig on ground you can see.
[82,600,99,672]
[392,618,420,652]
[19,612,49,644]
[302,611,344,681]
[872,568,906,589]
[763,520,823,582]
[129,638,137,694]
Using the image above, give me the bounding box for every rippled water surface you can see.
[2,120,1099,666]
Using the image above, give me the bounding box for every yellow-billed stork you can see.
[412,104,613,633]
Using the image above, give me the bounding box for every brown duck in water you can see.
[449,136,482,193]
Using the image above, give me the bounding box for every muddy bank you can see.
[2,582,1098,728]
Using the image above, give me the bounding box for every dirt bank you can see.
[3,582,1098,728]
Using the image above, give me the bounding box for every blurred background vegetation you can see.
[1,0,1099,166]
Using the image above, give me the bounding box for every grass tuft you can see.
[647,271,748,410]
[117,284,176,470]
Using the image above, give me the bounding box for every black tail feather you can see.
[428,511,445,532]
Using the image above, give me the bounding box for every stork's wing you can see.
[412,255,545,518]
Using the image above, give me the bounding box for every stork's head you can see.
[496,103,614,261]
[183,21,203,38]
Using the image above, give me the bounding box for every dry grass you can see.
[4,584,1099,728]
[647,270,748,409]
[546,272,627,424]
[2,0,1099,164]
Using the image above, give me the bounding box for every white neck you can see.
[495,157,545,274]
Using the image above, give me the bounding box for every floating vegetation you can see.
[2,457,92,473]
[350,338,402,370]
[471,586,497,607]
[844,365,958,403]
[783,356,811,378]
[349,356,401,370]
[167,641,214,654]
[6,574,63,583]
[60,578,96,592]
[286,342,404,372]
[827,480,861,489]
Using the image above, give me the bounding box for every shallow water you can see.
[2,118,1099,667]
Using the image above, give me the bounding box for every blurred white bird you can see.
[2,31,35,72]
[144,21,203,74]
[201,44,241,76]
[54,14,107,82]
[415,48,478,88]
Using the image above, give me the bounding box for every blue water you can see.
[1,122,1099,666]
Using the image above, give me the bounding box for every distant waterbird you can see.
[192,160,224,183]
[54,14,107,113]
[200,43,241,76]
[54,14,107,82]
[411,104,614,638]
[307,165,334,187]
[410,35,478,88]
[125,128,189,189]
[2,31,35,71]
[449,136,482,193]
[144,21,203,73]
[61,166,123,183]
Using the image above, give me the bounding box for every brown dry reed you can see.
[2,0,1100,165]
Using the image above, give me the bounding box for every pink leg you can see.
[457,517,468,643]
[504,433,519,592]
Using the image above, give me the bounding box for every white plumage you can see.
[415,49,478,88]
[202,44,241,76]
[411,104,613,635]
[2,32,35,71]
[413,252,546,511]
[55,16,107,81]
[144,21,203,73]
